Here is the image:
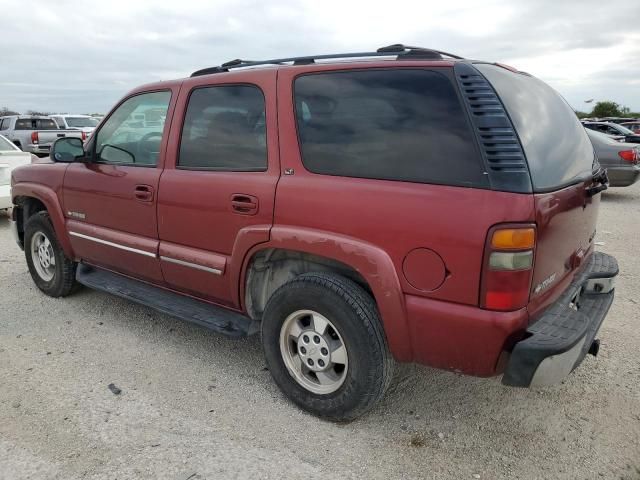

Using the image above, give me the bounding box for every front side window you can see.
[294,69,485,187]
[95,91,171,166]
[178,85,267,171]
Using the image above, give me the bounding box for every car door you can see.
[157,70,279,307]
[63,88,178,283]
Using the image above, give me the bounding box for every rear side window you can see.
[475,64,595,191]
[294,69,486,187]
[15,118,58,130]
[178,85,267,171]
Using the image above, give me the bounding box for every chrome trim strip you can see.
[160,255,222,275]
[69,231,157,258]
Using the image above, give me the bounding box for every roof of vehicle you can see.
[583,121,623,126]
[52,114,93,118]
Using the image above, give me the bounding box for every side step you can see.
[76,263,258,337]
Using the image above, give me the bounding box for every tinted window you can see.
[0,119,8,130]
[179,85,266,171]
[475,64,595,191]
[294,69,485,187]
[95,91,171,166]
[15,118,58,130]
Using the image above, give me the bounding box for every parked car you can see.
[0,134,32,209]
[583,121,640,144]
[620,121,640,134]
[50,114,100,134]
[586,129,640,187]
[9,45,618,421]
[0,115,86,156]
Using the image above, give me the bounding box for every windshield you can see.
[614,124,634,135]
[66,117,99,128]
[0,135,18,151]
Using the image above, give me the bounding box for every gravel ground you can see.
[0,184,639,480]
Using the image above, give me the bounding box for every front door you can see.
[63,89,176,283]
[157,70,279,307]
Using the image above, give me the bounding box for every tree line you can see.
[576,101,639,119]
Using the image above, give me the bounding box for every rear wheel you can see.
[261,273,393,421]
[24,212,77,297]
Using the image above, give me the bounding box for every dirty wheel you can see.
[24,211,77,297]
[262,273,393,421]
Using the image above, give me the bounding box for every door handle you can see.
[230,194,258,215]
[134,184,154,202]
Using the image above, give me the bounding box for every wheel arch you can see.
[12,184,74,258]
[239,226,413,362]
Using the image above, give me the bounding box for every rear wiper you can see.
[586,168,609,197]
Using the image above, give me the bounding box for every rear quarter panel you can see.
[274,63,537,360]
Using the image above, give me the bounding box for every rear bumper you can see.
[606,166,640,187]
[26,144,51,155]
[502,251,618,387]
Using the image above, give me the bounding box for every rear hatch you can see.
[475,64,602,318]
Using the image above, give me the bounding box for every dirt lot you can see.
[0,185,639,480]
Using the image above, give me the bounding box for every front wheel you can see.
[24,211,77,297]
[261,273,393,421]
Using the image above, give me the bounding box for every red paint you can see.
[406,293,529,376]
[528,180,599,319]
[9,60,604,377]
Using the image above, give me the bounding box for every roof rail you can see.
[190,44,464,77]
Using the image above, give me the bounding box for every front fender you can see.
[12,182,74,258]
[237,226,413,362]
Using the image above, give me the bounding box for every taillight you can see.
[480,226,536,311]
[618,149,638,164]
[81,131,87,141]
[31,131,39,144]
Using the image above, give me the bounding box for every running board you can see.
[76,263,258,337]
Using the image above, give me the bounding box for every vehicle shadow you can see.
[68,286,561,429]
[601,188,638,205]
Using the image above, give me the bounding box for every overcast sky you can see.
[1,0,638,114]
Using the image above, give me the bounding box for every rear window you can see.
[294,69,487,187]
[15,118,58,130]
[66,117,99,128]
[475,64,595,191]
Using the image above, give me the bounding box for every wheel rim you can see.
[30,231,56,282]
[279,309,349,395]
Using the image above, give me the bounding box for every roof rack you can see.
[190,44,464,77]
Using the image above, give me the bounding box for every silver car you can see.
[587,129,640,187]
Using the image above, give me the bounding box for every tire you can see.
[24,211,77,297]
[261,272,394,421]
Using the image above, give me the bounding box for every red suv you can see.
[10,45,618,420]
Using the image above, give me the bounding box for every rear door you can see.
[474,64,601,316]
[157,70,279,307]
[63,89,178,283]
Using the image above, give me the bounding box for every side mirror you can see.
[50,137,85,163]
